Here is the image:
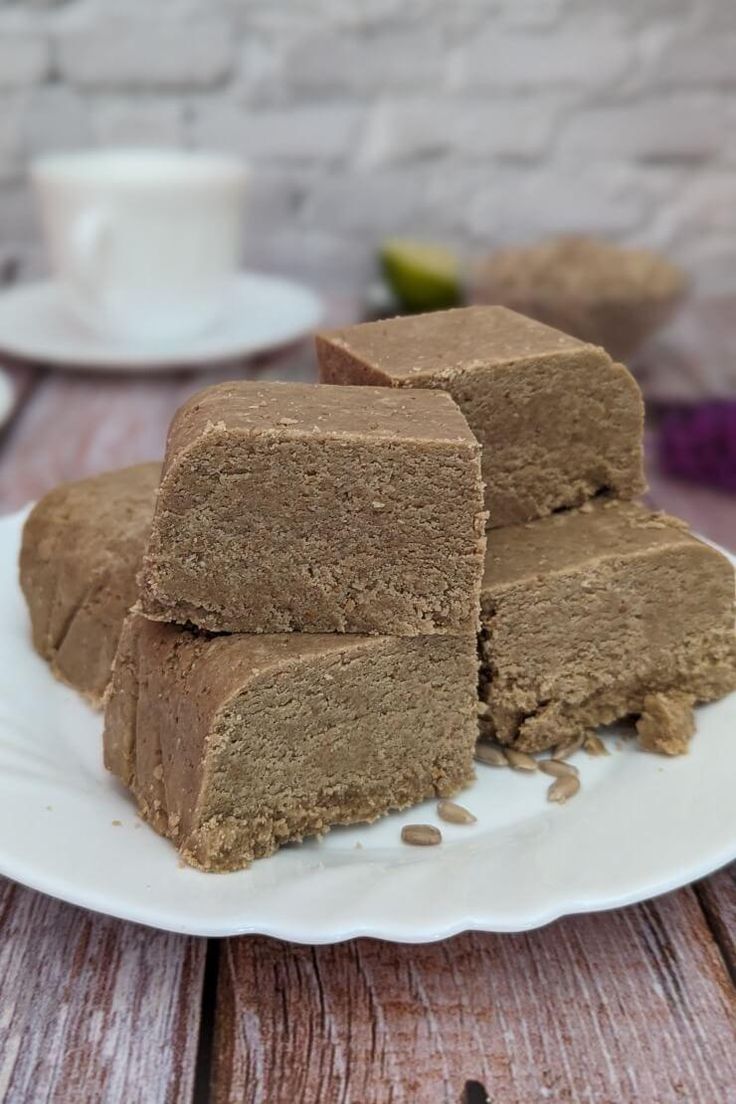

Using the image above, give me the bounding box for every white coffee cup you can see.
[31,148,249,344]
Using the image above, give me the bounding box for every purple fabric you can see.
[659,402,736,492]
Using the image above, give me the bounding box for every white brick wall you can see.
[456,23,632,91]
[56,19,234,90]
[0,34,49,87]
[0,0,734,294]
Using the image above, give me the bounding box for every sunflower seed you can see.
[477,701,490,718]
[552,733,585,761]
[475,743,508,767]
[583,733,609,756]
[547,774,581,804]
[538,759,579,779]
[401,824,442,846]
[505,748,538,772]
[437,799,477,825]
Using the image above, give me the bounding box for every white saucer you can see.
[0,274,324,372]
[1,505,735,941]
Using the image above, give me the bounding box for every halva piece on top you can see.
[317,305,646,528]
[138,380,487,635]
[104,615,479,871]
[20,463,160,706]
[479,500,736,753]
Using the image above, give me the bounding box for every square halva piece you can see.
[317,305,646,528]
[20,463,160,705]
[138,380,486,635]
[479,501,736,754]
[104,615,479,871]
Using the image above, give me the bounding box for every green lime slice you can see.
[380,238,462,312]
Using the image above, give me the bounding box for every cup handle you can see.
[69,208,110,300]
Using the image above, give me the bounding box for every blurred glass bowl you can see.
[473,236,688,362]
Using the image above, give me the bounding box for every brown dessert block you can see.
[479,501,736,753]
[104,615,479,871]
[138,380,486,635]
[316,305,646,528]
[20,463,159,706]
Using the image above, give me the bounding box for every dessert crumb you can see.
[636,691,695,756]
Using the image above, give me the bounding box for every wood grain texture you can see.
[697,865,736,985]
[0,360,40,442]
[212,889,736,1104]
[0,877,205,1104]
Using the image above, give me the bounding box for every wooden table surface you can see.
[0,317,735,1104]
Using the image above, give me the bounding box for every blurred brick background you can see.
[0,0,734,295]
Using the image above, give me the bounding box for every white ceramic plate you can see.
[0,274,323,371]
[1,506,734,942]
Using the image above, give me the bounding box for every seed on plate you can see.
[552,733,585,761]
[477,701,490,718]
[538,759,579,779]
[547,774,581,804]
[583,733,609,756]
[401,824,442,846]
[475,742,509,767]
[437,799,477,825]
[505,748,538,772]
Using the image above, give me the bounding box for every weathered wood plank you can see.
[0,360,40,442]
[0,877,205,1104]
[212,889,736,1104]
[697,864,736,985]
